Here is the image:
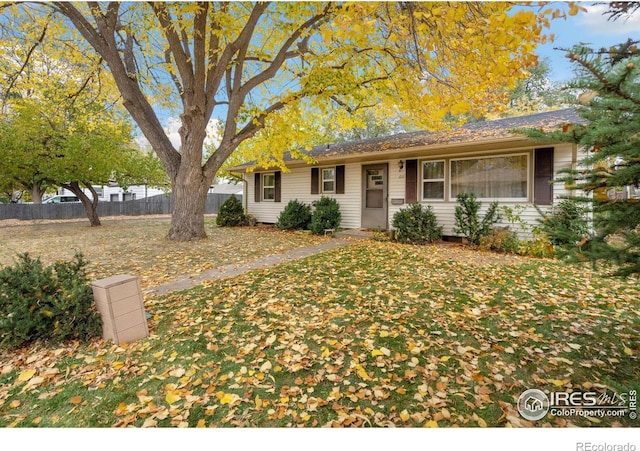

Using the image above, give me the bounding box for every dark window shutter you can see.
[336,165,345,194]
[311,167,320,194]
[405,159,418,203]
[254,173,261,203]
[274,171,281,202]
[534,147,554,205]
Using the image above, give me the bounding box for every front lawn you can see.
[0,217,331,289]
[0,241,638,427]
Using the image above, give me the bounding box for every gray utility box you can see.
[91,274,149,345]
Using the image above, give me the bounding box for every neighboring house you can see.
[56,183,242,203]
[208,183,244,196]
[56,184,167,202]
[230,109,584,238]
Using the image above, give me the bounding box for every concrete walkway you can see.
[146,238,356,296]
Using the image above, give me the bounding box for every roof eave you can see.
[228,134,563,172]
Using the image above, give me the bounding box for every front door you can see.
[361,164,388,229]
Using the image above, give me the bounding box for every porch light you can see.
[398,160,404,170]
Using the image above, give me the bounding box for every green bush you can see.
[453,193,501,245]
[0,253,102,348]
[536,199,590,246]
[216,195,247,227]
[275,199,311,230]
[392,203,442,244]
[309,196,341,235]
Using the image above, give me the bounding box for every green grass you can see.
[1,240,638,428]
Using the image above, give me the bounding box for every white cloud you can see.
[578,4,640,37]
[164,116,182,150]
[134,117,223,152]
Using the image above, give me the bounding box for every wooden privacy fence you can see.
[0,194,240,221]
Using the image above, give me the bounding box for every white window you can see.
[422,160,445,200]
[451,154,529,200]
[263,173,275,201]
[322,167,335,193]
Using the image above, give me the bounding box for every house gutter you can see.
[228,136,559,173]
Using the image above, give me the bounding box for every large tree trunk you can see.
[166,129,213,241]
[167,176,210,241]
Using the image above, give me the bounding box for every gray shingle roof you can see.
[303,108,582,160]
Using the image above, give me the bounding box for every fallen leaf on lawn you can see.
[477,417,488,427]
[17,370,36,383]
[623,347,633,356]
[165,391,181,405]
[22,376,45,392]
[260,361,272,373]
[10,400,21,408]
[355,365,370,381]
[169,368,185,378]
[220,392,240,405]
[424,420,439,428]
[399,410,410,422]
[142,418,158,428]
[69,396,83,405]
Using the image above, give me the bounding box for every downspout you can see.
[241,176,248,213]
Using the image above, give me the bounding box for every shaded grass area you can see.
[1,241,638,427]
[0,217,331,289]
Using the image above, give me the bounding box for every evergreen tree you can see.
[522,39,640,277]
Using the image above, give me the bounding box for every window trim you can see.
[421,159,446,201]
[321,166,336,194]
[449,152,530,202]
[262,172,276,202]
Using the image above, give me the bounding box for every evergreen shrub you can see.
[453,193,501,245]
[0,253,102,348]
[275,199,311,230]
[309,196,341,235]
[216,195,247,227]
[392,203,442,244]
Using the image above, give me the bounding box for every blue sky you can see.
[536,2,640,82]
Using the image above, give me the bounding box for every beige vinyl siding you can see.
[245,142,578,238]
[246,164,362,228]
[388,143,578,239]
